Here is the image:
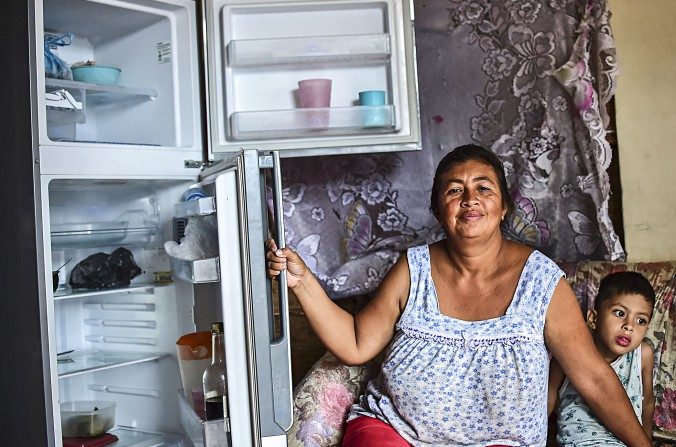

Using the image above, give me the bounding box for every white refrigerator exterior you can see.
[18,0,421,445]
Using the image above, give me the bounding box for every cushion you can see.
[288,352,378,447]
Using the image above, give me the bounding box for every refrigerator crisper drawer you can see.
[39,0,199,149]
[178,391,229,447]
[170,257,221,283]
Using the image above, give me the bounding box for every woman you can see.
[266,145,650,447]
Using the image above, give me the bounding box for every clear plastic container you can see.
[60,400,116,437]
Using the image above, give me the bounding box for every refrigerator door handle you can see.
[268,151,293,431]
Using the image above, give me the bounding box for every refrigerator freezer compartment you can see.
[170,257,220,283]
[227,33,390,67]
[40,0,200,149]
[51,223,161,248]
[57,351,167,378]
[174,197,216,218]
[109,427,185,447]
[178,390,229,447]
[230,105,395,140]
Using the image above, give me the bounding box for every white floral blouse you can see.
[349,245,564,446]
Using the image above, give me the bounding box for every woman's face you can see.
[434,159,507,240]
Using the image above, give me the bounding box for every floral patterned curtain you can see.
[280,0,624,299]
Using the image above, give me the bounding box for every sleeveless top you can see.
[556,346,644,446]
[349,245,564,446]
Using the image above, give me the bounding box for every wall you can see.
[611,0,676,261]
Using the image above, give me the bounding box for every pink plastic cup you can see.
[298,78,332,108]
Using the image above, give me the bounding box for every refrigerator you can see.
[4,0,419,446]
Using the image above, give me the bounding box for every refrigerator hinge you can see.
[184,159,215,169]
[258,154,274,168]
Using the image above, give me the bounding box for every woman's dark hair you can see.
[596,271,656,312]
[429,144,513,216]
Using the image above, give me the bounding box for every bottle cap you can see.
[211,322,224,334]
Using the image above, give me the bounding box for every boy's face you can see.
[587,293,653,362]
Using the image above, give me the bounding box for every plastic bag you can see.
[44,33,73,80]
[164,216,219,261]
[69,248,142,290]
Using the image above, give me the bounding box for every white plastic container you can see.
[60,401,116,437]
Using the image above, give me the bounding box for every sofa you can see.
[287,260,676,446]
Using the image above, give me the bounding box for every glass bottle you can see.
[203,322,227,421]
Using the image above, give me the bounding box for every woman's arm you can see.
[266,239,408,365]
[547,357,565,416]
[544,279,651,447]
[641,342,655,439]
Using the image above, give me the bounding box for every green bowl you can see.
[71,66,121,86]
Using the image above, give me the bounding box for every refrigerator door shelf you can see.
[230,105,395,140]
[170,257,220,283]
[178,390,230,447]
[174,197,217,218]
[57,350,166,379]
[228,33,390,67]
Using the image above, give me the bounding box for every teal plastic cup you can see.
[358,90,387,127]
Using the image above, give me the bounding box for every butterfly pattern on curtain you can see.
[280,0,623,299]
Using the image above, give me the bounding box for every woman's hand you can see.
[265,238,307,289]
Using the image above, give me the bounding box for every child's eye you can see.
[637,317,648,326]
[611,309,625,318]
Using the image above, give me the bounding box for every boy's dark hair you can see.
[596,271,656,311]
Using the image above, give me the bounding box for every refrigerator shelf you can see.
[54,284,156,301]
[57,350,167,379]
[230,105,395,140]
[51,225,161,249]
[45,78,159,106]
[174,197,216,218]
[170,257,220,283]
[108,427,185,447]
[227,33,390,67]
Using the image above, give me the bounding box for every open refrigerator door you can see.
[205,0,420,156]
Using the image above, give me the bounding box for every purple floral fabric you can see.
[280,0,623,299]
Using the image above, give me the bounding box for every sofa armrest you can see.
[288,351,378,447]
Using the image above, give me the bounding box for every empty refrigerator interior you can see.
[46,178,228,445]
[40,0,199,148]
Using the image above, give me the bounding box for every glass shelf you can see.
[54,284,155,301]
[51,223,160,249]
[57,350,166,378]
[230,105,395,140]
[170,257,220,283]
[174,197,216,218]
[227,33,390,67]
[45,77,158,106]
[109,427,186,447]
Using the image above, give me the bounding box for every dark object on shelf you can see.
[69,248,142,290]
[52,258,72,292]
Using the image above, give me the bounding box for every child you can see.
[548,271,656,445]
